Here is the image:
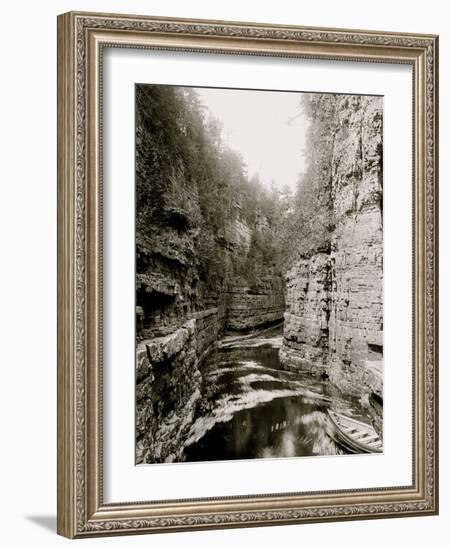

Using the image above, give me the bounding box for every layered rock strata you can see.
[226,275,285,331]
[136,320,201,464]
[192,308,221,363]
[136,307,224,464]
[134,85,287,462]
[280,94,383,425]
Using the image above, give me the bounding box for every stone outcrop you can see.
[136,320,201,464]
[226,275,285,330]
[192,308,221,362]
[136,227,202,341]
[223,217,252,250]
[280,254,331,368]
[136,308,224,464]
[280,94,383,423]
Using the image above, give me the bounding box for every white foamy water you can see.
[238,373,280,385]
[219,335,283,350]
[207,359,291,379]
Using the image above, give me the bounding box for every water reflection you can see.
[183,328,370,462]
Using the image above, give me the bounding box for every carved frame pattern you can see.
[57,11,438,538]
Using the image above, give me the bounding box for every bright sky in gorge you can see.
[195,87,310,194]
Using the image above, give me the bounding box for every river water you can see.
[183,325,372,462]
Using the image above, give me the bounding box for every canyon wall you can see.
[280,94,383,425]
[227,275,285,330]
[223,213,285,331]
[135,85,285,462]
[136,319,201,464]
[135,207,284,463]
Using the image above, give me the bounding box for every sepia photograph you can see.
[135,84,384,465]
[55,10,438,538]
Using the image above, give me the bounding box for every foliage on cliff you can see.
[136,85,287,289]
[278,93,382,267]
[136,87,382,297]
[276,94,337,264]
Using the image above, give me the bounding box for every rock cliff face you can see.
[227,275,285,330]
[222,212,285,331]
[135,207,286,462]
[135,86,286,462]
[281,253,332,369]
[280,94,383,423]
[136,320,201,463]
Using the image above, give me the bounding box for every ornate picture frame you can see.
[57,11,438,538]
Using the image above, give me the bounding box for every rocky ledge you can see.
[136,307,223,464]
[279,94,383,434]
[226,275,285,331]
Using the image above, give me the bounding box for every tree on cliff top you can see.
[277,94,337,266]
[136,84,287,290]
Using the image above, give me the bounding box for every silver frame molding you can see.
[57,11,439,538]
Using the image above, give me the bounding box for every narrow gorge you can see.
[135,85,383,464]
